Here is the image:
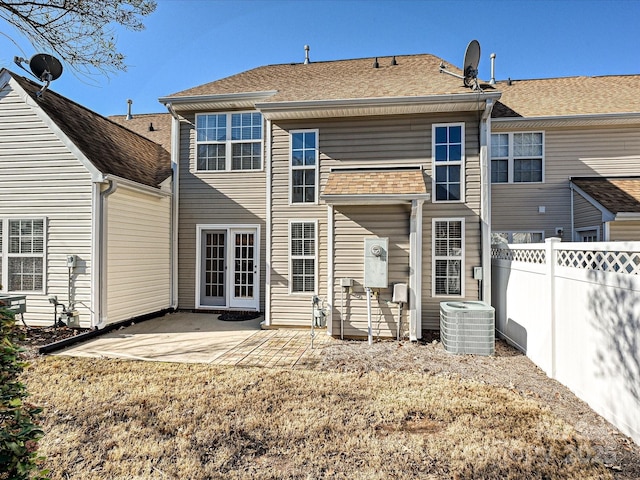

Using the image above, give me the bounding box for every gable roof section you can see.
[109,113,172,153]
[493,75,640,119]
[8,71,171,188]
[571,176,640,216]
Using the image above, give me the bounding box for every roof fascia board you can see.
[493,112,640,129]
[256,92,502,113]
[614,212,640,220]
[104,174,172,197]
[9,76,105,182]
[321,193,431,205]
[158,90,278,110]
[570,181,615,221]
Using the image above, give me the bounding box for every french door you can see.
[198,226,259,310]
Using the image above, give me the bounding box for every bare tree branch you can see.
[0,0,157,78]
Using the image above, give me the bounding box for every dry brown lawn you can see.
[22,355,615,480]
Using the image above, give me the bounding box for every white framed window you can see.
[289,220,317,293]
[433,218,464,297]
[491,231,544,245]
[195,112,263,171]
[433,123,464,202]
[0,218,46,293]
[491,132,544,183]
[290,129,319,204]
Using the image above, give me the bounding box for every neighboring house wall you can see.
[492,125,640,240]
[176,114,266,311]
[610,221,640,241]
[0,82,93,326]
[106,185,172,324]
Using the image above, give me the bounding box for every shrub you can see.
[0,308,48,480]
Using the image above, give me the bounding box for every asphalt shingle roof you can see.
[9,71,171,188]
[323,169,428,197]
[493,75,640,118]
[572,176,640,214]
[109,113,172,153]
[168,54,493,102]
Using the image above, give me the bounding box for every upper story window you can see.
[433,123,464,202]
[290,129,318,204]
[1,218,46,293]
[491,132,544,183]
[195,112,262,171]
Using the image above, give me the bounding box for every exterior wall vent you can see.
[440,301,495,355]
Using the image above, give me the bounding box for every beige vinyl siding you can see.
[0,81,93,326]
[269,113,483,334]
[176,113,267,310]
[492,124,640,240]
[331,205,410,338]
[572,190,604,236]
[106,186,171,324]
[609,221,640,241]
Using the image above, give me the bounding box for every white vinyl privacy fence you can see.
[492,238,640,445]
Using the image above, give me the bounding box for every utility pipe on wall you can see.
[366,287,373,346]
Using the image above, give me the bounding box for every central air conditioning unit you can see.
[440,301,495,356]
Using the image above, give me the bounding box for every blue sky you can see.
[1,0,639,116]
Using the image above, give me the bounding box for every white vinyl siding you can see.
[433,123,464,202]
[195,112,263,171]
[289,220,317,293]
[0,79,94,325]
[106,187,172,325]
[432,219,465,297]
[290,129,319,204]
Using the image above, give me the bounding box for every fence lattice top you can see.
[492,245,640,275]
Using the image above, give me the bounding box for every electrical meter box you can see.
[364,237,389,288]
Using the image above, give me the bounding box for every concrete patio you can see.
[54,311,333,367]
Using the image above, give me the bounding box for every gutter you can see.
[492,112,640,129]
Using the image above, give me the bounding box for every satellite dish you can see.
[462,40,480,87]
[439,39,482,90]
[28,53,63,82]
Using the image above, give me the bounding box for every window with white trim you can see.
[433,123,464,202]
[1,219,45,292]
[290,130,318,204]
[491,132,544,183]
[491,231,544,245]
[290,221,316,293]
[433,219,464,296]
[195,112,262,171]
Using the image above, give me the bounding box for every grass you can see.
[21,357,611,480]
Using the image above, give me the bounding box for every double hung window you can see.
[491,231,544,245]
[196,112,262,171]
[0,219,45,292]
[491,132,544,183]
[290,130,318,204]
[290,221,316,293]
[433,219,464,296]
[433,123,464,202]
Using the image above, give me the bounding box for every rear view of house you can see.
[0,69,173,327]
[160,52,500,339]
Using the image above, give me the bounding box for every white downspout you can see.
[409,199,424,341]
[166,103,180,310]
[326,204,334,336]
[265,118,272,326]
[94,178,118,329]
[570,182,575,241]
[480,99,495,303]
